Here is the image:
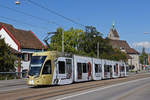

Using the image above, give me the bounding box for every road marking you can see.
[56,77,150,100]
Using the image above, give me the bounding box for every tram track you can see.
[20,74,150,100]
[0,73,149,100]
[0,83,26,88]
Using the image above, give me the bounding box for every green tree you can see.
[139,47,148,65]
[49,26,127,61]
[50,27,84,54]
[0,36,16,72]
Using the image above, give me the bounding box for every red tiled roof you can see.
[0,22,46,50]
[109,39,139,54]
[126,48,139,54]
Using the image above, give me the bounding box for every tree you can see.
[50,27,84,54]
[139,47,148,65]
[49,27,127,61]
[0,36,16,72]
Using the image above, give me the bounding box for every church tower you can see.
[107,22,120,40]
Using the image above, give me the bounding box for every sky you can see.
[0,0,150,53]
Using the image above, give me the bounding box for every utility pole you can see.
[62,30,64,53]
[97,42,99,58]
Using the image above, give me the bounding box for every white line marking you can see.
[56,77,150,100]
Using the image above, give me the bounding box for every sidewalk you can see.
[128,70,149,76]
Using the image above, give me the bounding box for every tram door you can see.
[109,65,112,78]
[77,63,82,79]
[41,60,52,85]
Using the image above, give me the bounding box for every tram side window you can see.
[66,59,72,74]
[99,64,102,72]
[58,61,65,74]
[95,64,99,73]
[42,60,51,74]
[83,63,87,73]
[104,65,108,72]
[104,65,110,72]
[120,66,125,72]
[109,65,112,72]
[114,64,119,73]
[114,65,116,72]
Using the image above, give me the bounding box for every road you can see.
[0,73,150,100]
[0,79,27,92]
[50,76,150,100]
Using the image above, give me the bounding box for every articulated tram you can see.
[27,51,127,86]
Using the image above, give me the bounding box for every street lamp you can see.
[15,0,21,5]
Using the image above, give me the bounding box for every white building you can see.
[0,22,46,72]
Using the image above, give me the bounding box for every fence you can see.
[0,71,28,80]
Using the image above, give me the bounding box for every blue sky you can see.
[0,0,150,52]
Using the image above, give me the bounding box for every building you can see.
[0,22,46,72]
[107,24,140,71]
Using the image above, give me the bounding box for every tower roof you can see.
[109,28,119,38]
[107,23,120,40]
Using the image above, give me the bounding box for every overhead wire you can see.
[0,16,50,30]
[0,16,49,38]
[27,0,86,28]
[0,4,62,27]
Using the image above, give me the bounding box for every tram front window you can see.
[29,56,46,76]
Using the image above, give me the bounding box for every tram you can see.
[27,51,127,86]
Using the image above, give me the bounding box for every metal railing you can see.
[0,72,28,80]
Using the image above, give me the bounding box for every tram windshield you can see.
[29,56,46,76]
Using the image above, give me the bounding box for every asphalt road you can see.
[0,72,150,100]
[49,77,150,100]
[0,79,27,92]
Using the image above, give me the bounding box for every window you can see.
[95,64,102,73]
[114,65,116,72]
[77,63,82,73]
[104,65,110,72]
[104,65,108,72]
[120,66,125,72]
[66,59,72,74]
[30,56,46,64]
[114,64,118,73]
[22,53,29,61]
[83,63,87,73]
[99,64,102,72]
[58,61,65,74]
[42,60,51,74]
[95,64,99,73]
[109,65,112,72]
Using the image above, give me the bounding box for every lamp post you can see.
[93,35,99,58]
[15,0,21,4]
